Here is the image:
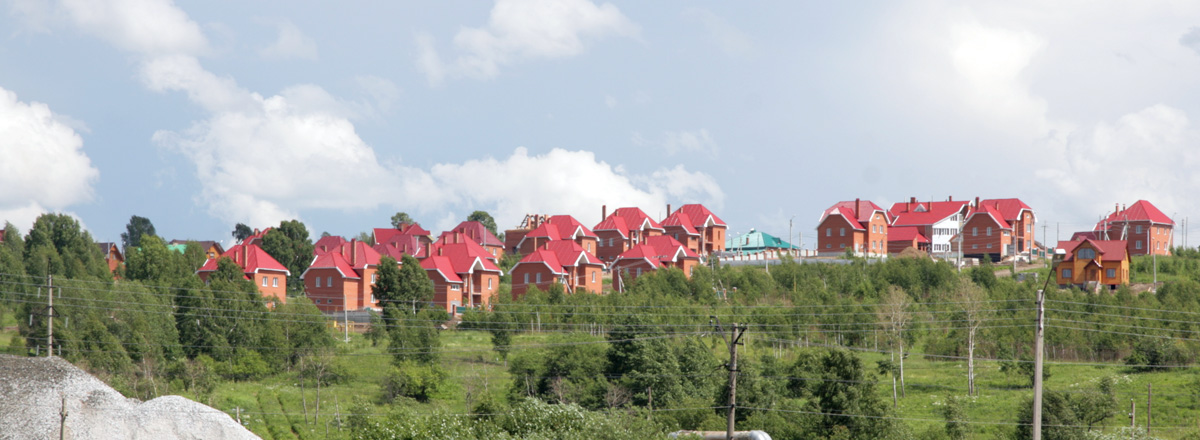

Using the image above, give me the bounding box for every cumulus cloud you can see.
[260,20,318,60]
[632,129,718,157]
[0,86,99,229]
[417,0,638,84]
[948,21,1058,137]
[1037,105,1199,222]
[58,0,209,55]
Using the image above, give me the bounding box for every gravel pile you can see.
[0,355,259,439]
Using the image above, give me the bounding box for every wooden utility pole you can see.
[1130,399,1135,429]
[344,309,350,343]
[1033,286,1047,440]
[46,276,56,357]
[712,317,747,440]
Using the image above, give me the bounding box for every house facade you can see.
[594,206,665,262]
[1093,200,1174,256]
[425,234,503,314]
[510,240,605,298]
[301,239,383,313]
[978,198,1036,257]
[888,198,970,258]
[421,256,465,315]
[817,199,890,257]
[958,204,1012,261]
[886,227,929,255]
[96,242,123,277]
[196,243,290,304]
[1055,239,1130,289]
[663,204,727,256]
[443,221,505,260]
[610,235,700,292]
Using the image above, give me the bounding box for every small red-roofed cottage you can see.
[886,227,929,255]
[958,202,1012,262]
[817,199,890,257]
[421,256,465,315]
[197,243,290,304]
[425,233,503,314]
[302,239,385,313]
[610,236,700,292]
[665,204,727,255]
[443,221,505,260]
[594,206,666,263]
[516,215,601,256]
[1094,200,1174,256]
[1055,239,1130,290]
[510,240,606,298]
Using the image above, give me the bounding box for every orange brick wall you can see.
[961,215,1011,259]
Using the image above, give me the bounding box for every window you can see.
[1136,240,1143,250]
[1106,269,1116,278]
[1136,225,1143,234]
[972,227,977,237]
[636,268,642,276]
[326,276,332,287]
[371,295,376,303]
[1062,269,1072,278]
[535,273,542,283]
[825,244,831,249]
[1026,224,1031,234]
[523,273,529,284]
[592,272,596,283]
[986,243,992,249]
[451,284,460,291]
[1078,248,1095,260]
[316,277,322,288]
[272,277,278,287]
[839,228,845,237]
[826,228,831,237]
[261,276,267,287]
[839,244,845,248]
[986,227,992,236]
[372,273,377,283]
[972,244,977,249]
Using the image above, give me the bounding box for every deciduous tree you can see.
[121,215,156,250]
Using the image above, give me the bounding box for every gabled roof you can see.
[889,200,970,227]
[421,256,463,283]
[522,222,565,241]
[819,200,889,230]
[445,221,503,247]
[1059,239,1129,262]
[546,240,604,267]
[168,240,225,254]
[594,207,665,236]
[616,235,700,268]
[675,204,727,228]
[373,243,412,261]
[313,236,348,255]
[978,198,1034,222]
[1070,231,1100,241]
[197,243,289,275]
[374,223,431,245]
[428,236,502,274]
[243,227,272,246]
[724,229,799,251]
[661,211,700,236]
[375,233,423,258]
[887,227,928,243]
[96,242,122,259]
[1097,200,1174,227]
[330,240,381,270]
[966,204,1012,229]
[302,252,360,279]
[546,215,598,239]
[516,249,567,275]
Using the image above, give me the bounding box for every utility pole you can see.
[344,309,350,343]
[1147,383,1152,434]
[1034,254,1059,440]
[712,317,747,440]
[46,275,55,357]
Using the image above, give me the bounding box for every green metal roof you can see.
[725,229,799,253]
[166,244,188,254]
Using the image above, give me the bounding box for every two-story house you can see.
[978,198,1036,257]
[594,206,665,262]
[1055,239,1130,290]
[510,240,605,299]
[958,203,1012,262]
[662,204,727,256]
[443,221,505,260]
[888,197,970,258]
[96,242,124,278]
[610,235,700,292]
[817,199,890,257]
[301,239,383,313]
[424,233,503,314]
[1093,200,1174,256]
[515,215,600,256]
[196,243,290,304]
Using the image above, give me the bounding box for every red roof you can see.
[615,235,700,267]
[523,222,565,241]
[313,235,348,255]
[519,249,567,274]
[1097,200,1174,227]
[889,200,970,227]
[302,252,360,279]
[513,239,605,275]
[197,243,289,275]
[374,223,431,245]
[978,198,1033,222]
[966,204,1012,229]
[820,200,889,230]
[887,227,928,243]
[445,221,503,247]
[421,256,463,283]
[1059,239,1129,262]
[674,204,726,228]
[661,211,699,236]
[428,236,502,274]
[594,207,664,236]
[546,215,598,239]
[1070,231,1100,241]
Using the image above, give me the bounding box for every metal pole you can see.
[344,309,350,343]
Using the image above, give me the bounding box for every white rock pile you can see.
[0,354,259,439]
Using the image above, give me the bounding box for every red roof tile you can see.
[421,256,463,283]
[313,236,348,255]
[966,204,1012,229]
[889,200,969,227]
[445,221,504,247]
[675,204,726,228]
[820,200,889,229]
[428,236,502,274]
[661,211,700,235]
[978,198,1034,222]
[1097,200,1174,226]
[546,215,598,239]
[887,227,928,243]
[197,243,289,275]
[1060,239,1129,262]
[615,235,701,267]
[594,207,664,236]
[302,252,360,279]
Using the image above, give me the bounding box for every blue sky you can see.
[3,0,1200,248]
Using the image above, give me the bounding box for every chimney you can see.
[1115,203,1120,215]
[667,204,672,217]
[854,198,860,219]
[948,196,953,202]
[438,247,443,257]
[602,205,607,221]
[975,196,980,208]
[350,239,358,266]
[241,244,248,265]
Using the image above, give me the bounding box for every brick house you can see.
[374,223,433,255]
[594,206,666,263]
[978,198,1036,257]
[1093,200,1174,256]
[817,199,890,257]
[443,221,505,260]
[515,215,600,256]
[610,235,700,292]
[886,227,929,255]
[96,242,124,277]
[421,255,465,314]
[1055,239,1130,290]
[424,234,503,314]
[888,197,970,258]
[958,203,1012,262]
[196,243,290,304]
[510,240,605,299]
[301,239,384,313]
[662,204,727,256]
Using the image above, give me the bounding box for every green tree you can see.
[124,235,190,282]
[391,212,414,228]
[792,348,894,438]
[121,215,156,250]
[468,210,498,236]
[374,255,439,364]
[232,223,253,243]
[259,220,313,294]
[23,213,108,280]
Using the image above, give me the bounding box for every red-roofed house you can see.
[978,198,1036,257]
[96,242,123,278]
[243,228,272,247]
[313,235,348,255]
[425,233,503,314]
[374,223,433,256]
[510,240,605,298]
[886,227,929,254]
[515,215,601,256]
[302,239,385,313]
[197,243,290,304]
[421,256,465,314]
[610,236,700,292]
[1093,201,1174,256]
[443,221,505,260]
[663,204,727,255]
[888,197,971,257]
[1055,239,1131,289]
[958,202,1013,262]
[817,199,890,257]
[594,206,666,262]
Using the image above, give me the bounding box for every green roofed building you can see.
[724,229,800,255]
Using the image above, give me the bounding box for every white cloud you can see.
[1181,27,1200,56]
[260,20,318,61]
[1037,105,1199,223]
[0,86,99,229]
[417,0,638,84]
[354,75,401,113]
[58,0,209,55]
[948,21,1057,137]
[632,129,718,157]
[682,8,753,57]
